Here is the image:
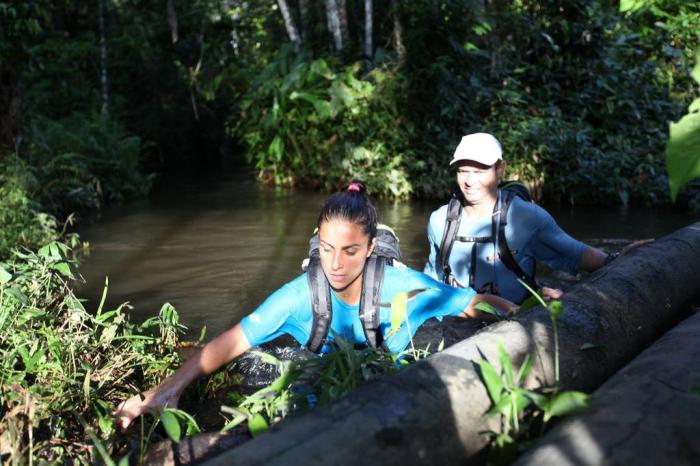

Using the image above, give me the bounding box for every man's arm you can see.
[579,239,655,273]
[461,293,518,319]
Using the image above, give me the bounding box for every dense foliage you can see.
[1,0,699,463]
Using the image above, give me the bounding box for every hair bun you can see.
[347,181,365,193]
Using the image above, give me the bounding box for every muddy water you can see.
[76,170,698,340]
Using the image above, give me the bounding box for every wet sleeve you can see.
[239,279,309,347]
[423,212,440,279]
[529,206,587,275]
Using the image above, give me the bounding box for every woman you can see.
[115,181,516,430]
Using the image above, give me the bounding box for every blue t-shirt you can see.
[240,265,476,354]
[425,195,586,304]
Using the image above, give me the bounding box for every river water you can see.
[76,169,697,340]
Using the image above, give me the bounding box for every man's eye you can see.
[322,247,332,253]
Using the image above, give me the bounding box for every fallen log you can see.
[201,222,700,466]
[514,309,700,466]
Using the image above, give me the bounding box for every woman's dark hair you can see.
[318,180,378,239]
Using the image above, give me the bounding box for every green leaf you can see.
[389,291,408,336]
[0,265,11,284]
[547,300,564,321]
[666,109,700,202]
[544,391,590,422]
[52,262,74,278]
[247,413,269,437]
[498,343,514,387]
[6,287,28,305]
[619,0,649,13]
[692,48,700,86]
[474,301,506,319]
[160,410,182,443]
[579,342,599,351]
[515,354,533,384]
[476,359,504,404]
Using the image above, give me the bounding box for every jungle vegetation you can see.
[1,0,699,463]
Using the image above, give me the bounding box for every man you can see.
[424,132,647,304]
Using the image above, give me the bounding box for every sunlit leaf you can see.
[160,410,181,443]
[389,291,408,336]
[476,359,504,404]
[666,108,700,202]
[247,413,269,437]
[544,390,590,422]
[619,0,649,13]
[0,265,11,284]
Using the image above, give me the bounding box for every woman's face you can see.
[318,218,374,293]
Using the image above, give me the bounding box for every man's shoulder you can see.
[429,203,450,222]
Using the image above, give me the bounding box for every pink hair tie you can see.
[347,182,362,192]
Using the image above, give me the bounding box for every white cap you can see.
[449,133,503,166]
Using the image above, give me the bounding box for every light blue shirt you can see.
[425,196,587,303]
[240,265,476,354]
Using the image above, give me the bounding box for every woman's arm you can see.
[114,324,251,430]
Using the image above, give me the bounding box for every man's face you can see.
[455,160,503,205]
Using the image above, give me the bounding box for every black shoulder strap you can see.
[305,250,332,353]
[437,196,463,284]
[359,256,389,351]
[496,190,538,291]
[305,233,390,353]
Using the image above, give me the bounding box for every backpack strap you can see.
[305,243,333,354]
[359,256,389,351]
[437,195,463,284]
[496,189,538,291]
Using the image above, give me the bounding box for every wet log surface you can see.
[193,222,700,466]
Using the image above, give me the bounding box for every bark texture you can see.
[515,309,700,466]
[200,222,700,466]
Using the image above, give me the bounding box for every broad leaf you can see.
[544,390,590,422]
[666,107,700,202]
[160,410,182,443]
[389,291,408,336]
[498,343,514,387]
[0,265,11,284]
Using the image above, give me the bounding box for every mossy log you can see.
[201,222,700,466]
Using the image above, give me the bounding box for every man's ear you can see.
[496,161,507,178]
[367,237,377,257]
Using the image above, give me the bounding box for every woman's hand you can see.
[113,380,181,430]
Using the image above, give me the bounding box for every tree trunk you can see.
[97,0,109,116]
[200,222,700,466]
[515,310,700,466]
[167,0,179,43]
[277,0,301,46]
[324,0,343,52]
[363,0,372,59]
[391,0,405,64]
[0,64,21,156]
[298,0,309,43]
[337,0,349,50]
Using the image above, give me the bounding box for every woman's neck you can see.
[333,275,363,305]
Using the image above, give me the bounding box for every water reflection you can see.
[76,170,697,339]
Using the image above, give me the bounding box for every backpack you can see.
[302,224,402,353]
[437,181,537,295]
